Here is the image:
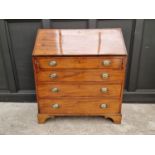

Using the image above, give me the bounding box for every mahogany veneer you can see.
[32,29,127,124]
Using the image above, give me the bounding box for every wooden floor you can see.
[0,103,155,135]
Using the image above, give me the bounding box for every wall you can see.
[0,19,155,102]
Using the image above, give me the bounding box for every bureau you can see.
[32,29,127,124]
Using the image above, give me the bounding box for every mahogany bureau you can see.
[32,29,127,124]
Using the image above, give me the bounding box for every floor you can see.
[0,102,155,135]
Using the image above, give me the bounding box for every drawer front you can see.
[39,98,120,114]
[37,57,123,69]
[37,69,123,82]
[37,84,122,98]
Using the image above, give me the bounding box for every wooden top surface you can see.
[33,29,127,56]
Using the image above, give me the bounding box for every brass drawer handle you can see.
[49,60,57,66]
[52,103,60,109]
[51,87,59,93]
[101,73,109,79]
[102,60,111,66]
[49,73,57,79]
[100,87,108,93]
[100,103,107,109]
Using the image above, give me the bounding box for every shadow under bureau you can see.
[32,29,127,124]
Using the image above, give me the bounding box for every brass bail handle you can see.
[100,103,107,109]
[100,87,108,93]
[102,60,111,66]
[51,87,59,93]
[101,73,109,79]
[49,73,57,79]
[52,103,60,109]
[49,60,57,66]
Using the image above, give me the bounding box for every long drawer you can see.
[37,83,122,98]
[39,98,121,114]
[37,56,123,69]
[37,69,123,82]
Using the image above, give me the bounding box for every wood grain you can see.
[32,29,127,56]
[37,83,122,98]
[38,98,120,114]
[37,69,124,82]
[37,56,123,69]
[32,29,128,124]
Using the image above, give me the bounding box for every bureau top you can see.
[32,29,127,56]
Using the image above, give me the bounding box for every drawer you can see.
[37,69,123,82]
[39,98,120,114]
[37,56,123,69]
[37,83,122,98]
